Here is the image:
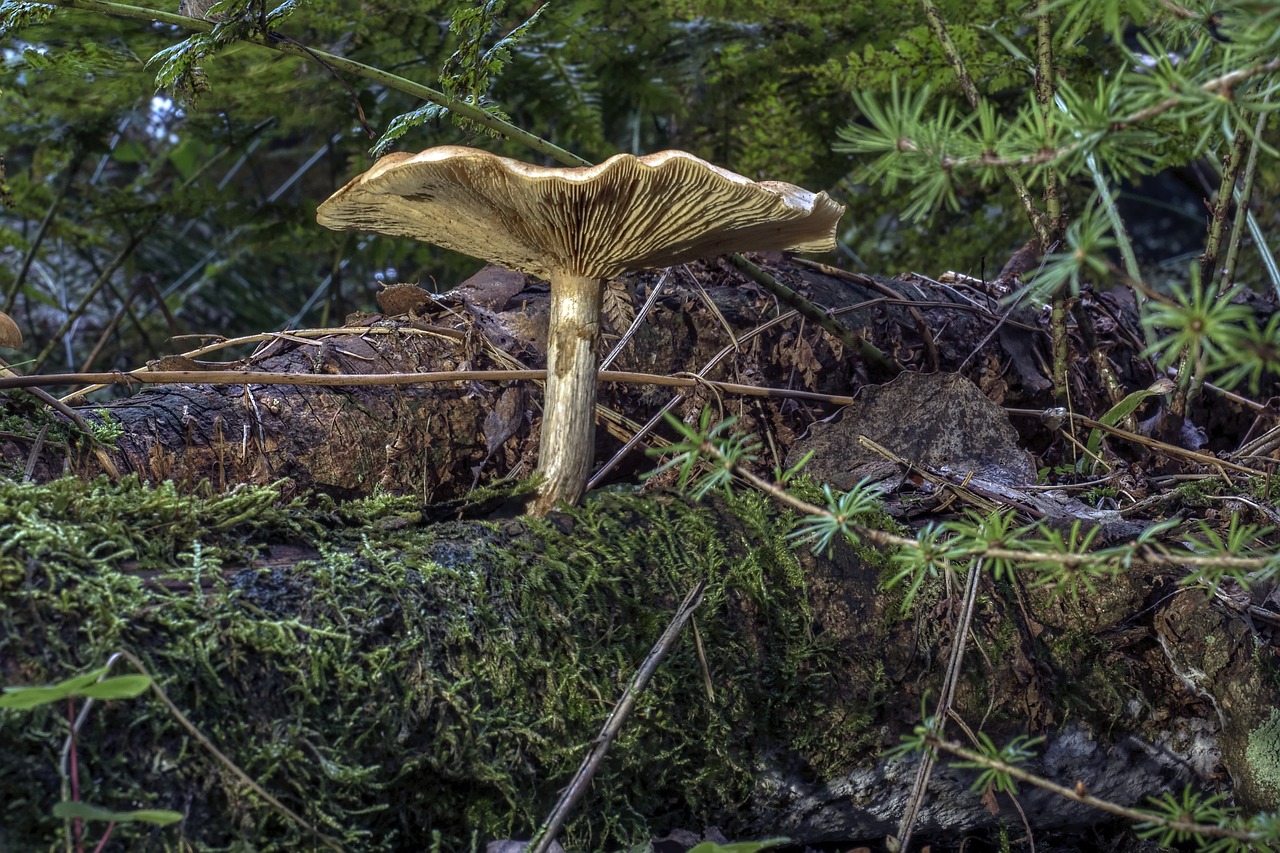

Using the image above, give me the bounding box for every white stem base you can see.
[528,274,602,516]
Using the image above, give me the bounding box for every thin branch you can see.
[32,234,144,373]
[1033,0,1063,243]
[111,650,346,852]
[0,358,94,437]
[1048,295,1070,406]
[4,152,82,314]
[689,429,1274,574]
[1220,93,1273,294]
[0,366,859,408]
[1084,154,1156,350]
[600,269,670,370]
[529,581,706,853]
[724,254,903,374]
[925,736,1263,845]
[590,291,903,489]
[894,558,984,852]
[917,0,1048,247]
[0,364,1265,481]
[1202,123,1249,286]
[920,0,980,108]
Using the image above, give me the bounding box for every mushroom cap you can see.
[0,311,21,349]
[316,146,845,281]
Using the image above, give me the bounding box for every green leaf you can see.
[112,139,149,165]
[167,138,213,181]
[1085,378,1174,461]
[0,667,107,709]
[78,675,152,700]
[52,801,183,826]
[0,669,150,708]
[0,685,73,710]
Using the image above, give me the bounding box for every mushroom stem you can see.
[529,273,604,516]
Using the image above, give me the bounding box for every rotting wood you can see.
[0,258,1071,497]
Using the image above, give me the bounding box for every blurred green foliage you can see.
[1,0,1276,379]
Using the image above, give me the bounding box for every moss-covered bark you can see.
[0,476,861,850]
[1,476,1273,851]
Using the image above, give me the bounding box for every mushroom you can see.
[316,146,845,515]
[0,311,21,350]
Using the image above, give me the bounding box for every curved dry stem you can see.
[528,273,603,516]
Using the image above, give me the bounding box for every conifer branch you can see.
[931,54,1280,173]
[918,0,1049,248]
[662,416,1275,580]
[924,735,1266,846]
[39,0,591,167]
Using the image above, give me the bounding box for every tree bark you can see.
[0,259,1078,497]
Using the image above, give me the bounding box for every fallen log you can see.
[0,475,1275,851]
[2,259,1277,851]
[0,259,1072,498]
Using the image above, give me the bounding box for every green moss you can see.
[0,395,79,480]
[985,588,1023,659]
[1034,624,1134,728]
[1080,485,1118,505]
[1245,708,1280,801]
[0,477,854,852]
[1170,477,1229,507]
[1249,475,1280,506]
[89,408,124,447]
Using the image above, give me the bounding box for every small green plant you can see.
[1,645,344,850]
[894,724,1271,852]
[0,666,182,851]
[1082,379,1171,470]
[89,408,125,447]
[646,410,762,500]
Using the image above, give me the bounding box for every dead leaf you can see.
[148,355,206,372]
[602,279,634,333]
[483,386,524,456]
[980,783,1000,815]
[452,264,529,311]
[376,283,432,316]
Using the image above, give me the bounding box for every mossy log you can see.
[3,260,1278,848]
[1,477,1275,851]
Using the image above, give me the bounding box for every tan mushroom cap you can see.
[0,311,21,349]
[316,146,845,280]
